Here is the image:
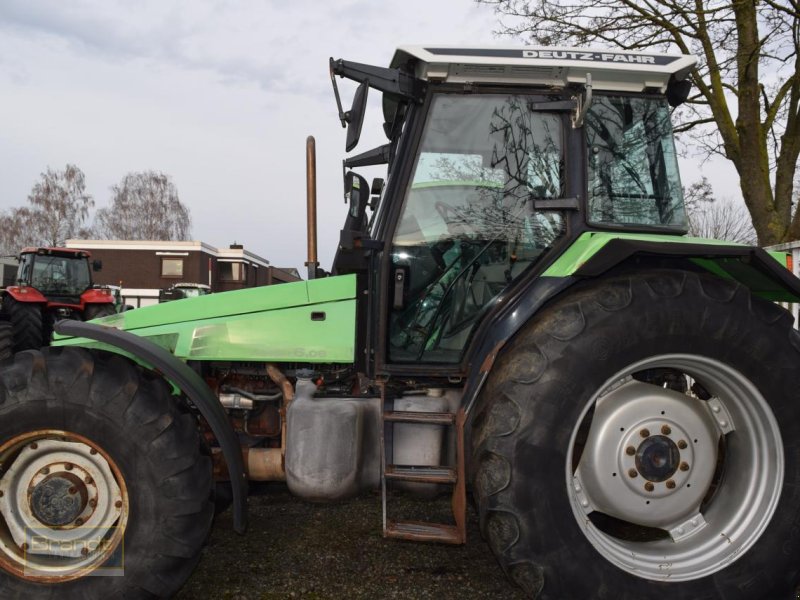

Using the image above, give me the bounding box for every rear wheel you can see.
[0,347,214,599]
[3,297,43,351]
[0,321,12,361]
[83,304,116,321]
[471,271,800,599]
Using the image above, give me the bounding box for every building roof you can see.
[65,239,270,268]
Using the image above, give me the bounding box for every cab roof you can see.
[21,247,90,258]
[390,46,697,93]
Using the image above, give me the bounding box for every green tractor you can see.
[0,46,799,599]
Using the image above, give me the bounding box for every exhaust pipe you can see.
[305,136,319,280]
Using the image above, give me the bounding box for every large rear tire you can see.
[0,347,214,599]
[3,297,44,352]
[471,270,800,599]
[83,304,116,321]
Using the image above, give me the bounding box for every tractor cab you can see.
[16,247,95,302]
[329,47,696,372]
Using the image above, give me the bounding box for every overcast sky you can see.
[0,0,740,271]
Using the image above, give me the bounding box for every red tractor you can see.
[0,247,116,351]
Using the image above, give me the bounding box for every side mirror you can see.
[345,81,369,152]
[344,171,370,221]
[92,260,103,272]
[667,77,692,107]
[369,177,384,209]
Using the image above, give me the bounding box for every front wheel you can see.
[0,347,214,599]
[472,271,800,599]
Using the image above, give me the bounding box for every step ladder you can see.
[380,404,466,544]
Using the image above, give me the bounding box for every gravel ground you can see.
[178,484,526,599]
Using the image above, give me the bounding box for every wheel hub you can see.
[635,435,679,482]
[574,379,719,528]
[30,472,89,527]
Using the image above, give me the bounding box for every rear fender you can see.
[571,238,800,302]
[80,288,116,306]
[462,235,800,429]
[53,319,248,533]
[3,286,47,303]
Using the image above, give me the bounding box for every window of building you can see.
[161,258,184,277]
[219,261,247,282]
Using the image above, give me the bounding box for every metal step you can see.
[383,411,455,425]
[385,520,464,544]
[385,465,457,484]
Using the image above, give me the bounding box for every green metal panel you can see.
[54,275,358,364]
[542,232,743,277]
[542,232,799,301]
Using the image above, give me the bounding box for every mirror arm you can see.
[344,144,391,168]
[330,58,427,104]
[329,58,347,128]
[571,73,593,129]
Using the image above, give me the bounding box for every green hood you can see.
[54,275,358,363]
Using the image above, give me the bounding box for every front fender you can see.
[54,319,248,533]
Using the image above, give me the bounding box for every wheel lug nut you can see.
[20,542,28,552]
[29,443,38,450]
[89,449,97,455]
[89,498,97,508]
[40,467,49,475]
[644,482,654,492]
[678,440,688,449]
[85,476,93,484]
[81,547,89,556]
[661,425,671,435]
[639,428,650,438]
[65,463,73,471]
[115,500,123,509]
[666,479,676,489]
[679,462,690,471]
[625,446,636,456]
[68,486,77,495]
[628,468,638,478]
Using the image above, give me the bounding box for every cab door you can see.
[379,92,573,369]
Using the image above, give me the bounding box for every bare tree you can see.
[688,196,757,244]
[477,0,800,245]
[683,176,715,216]
[94,171,192,240]
[0,164,93,254]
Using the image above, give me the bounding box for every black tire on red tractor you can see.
[83,304,116,321]
[0,321,13,362]
[471,270,800,600]
[0,347,214,599]
[3,296,44,352]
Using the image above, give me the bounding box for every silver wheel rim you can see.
[566,354,783,582]
[0,431,128,581]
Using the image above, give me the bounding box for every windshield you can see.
[389,94,567,364]
[26,254,91,296]
[586,95,686,229]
